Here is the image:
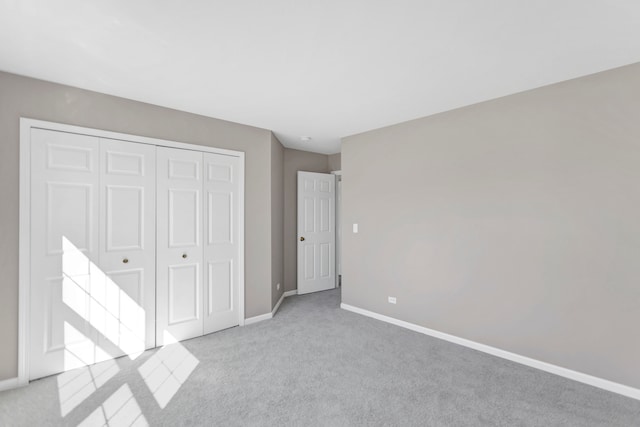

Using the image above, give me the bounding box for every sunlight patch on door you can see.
[62,236,146,361]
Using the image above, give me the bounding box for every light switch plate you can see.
[353,223,358,233]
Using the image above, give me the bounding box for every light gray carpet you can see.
[1,288,639,426]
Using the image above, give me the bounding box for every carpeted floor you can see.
[1,288,639,426]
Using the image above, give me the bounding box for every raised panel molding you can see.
[304,245,315,280]
[319,243,330,278]
[319,198,330,232]
[106,151,144,176]
[207,192,232,244]
[304,197,315,233]
[47,144,93,172]
[107,269,144,303]
[47,183,92,255]
[304,178,315,192]
[21,119,245,387]
[168,189,200,248]
[168,264,200,325]
[208,260,232,315]
[207,164,232,182]
[106,186,144,251]
[319,180,331,193]
[169,159,199,180]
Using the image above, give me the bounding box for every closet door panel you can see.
[30,129,101,380]
[99,139,156,358]
[156,147,204,345]
[203,153,240,334]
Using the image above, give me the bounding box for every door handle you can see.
[122,258,129,264]
[300,237,305,241]
[182,253,188,259]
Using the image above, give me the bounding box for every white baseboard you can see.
[340,303,640,401]
[244,312,272,325]
[272,292,285,316]
[0,377,20,392]
[244,289,296,326]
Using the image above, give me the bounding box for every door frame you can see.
[18,118,245,385]
[331,170,342,287]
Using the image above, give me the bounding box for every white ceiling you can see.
[1,1,639,154]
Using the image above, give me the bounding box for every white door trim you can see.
[18,118,245,387]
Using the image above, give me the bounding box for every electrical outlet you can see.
[388,296,397,304]
[277,283,280,290]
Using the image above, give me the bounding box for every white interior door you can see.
[156,147,204,345]
[30,129,102,380]
[297,171,336,294]
[203,153,240,333]
[98,139,156,357]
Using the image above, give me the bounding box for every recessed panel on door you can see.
[30,129,101,380]
[207,260,232,314]
[168,264,200,324]
[203,153,240,334]
[106,151,144,175]
[304,246,315,280]
[99,139,156,357]
[106,186,144,250]
[156,147,204,345]
[169,190,200,247]
[304,197,315,233]
[47,144,93,172]
[208,192,232,244]
[46,277,67,353]
[27,122,244,381]
[297,172,336,295]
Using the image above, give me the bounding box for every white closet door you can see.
[203,153,240,334]
[98,139,156,358]
[156,147,204,345]
[30,129,102,380]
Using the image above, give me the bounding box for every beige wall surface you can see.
[283,148,330,292]
[342,63,640,389]
[271,134,285,308]
[328,153,341,171]
[0,71,275,380]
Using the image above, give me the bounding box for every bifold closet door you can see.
[29,131,157,380]
[30,129,101,380]
[98,139,156,357]
[203,153,240,334]
[156,148,241,343]
[156,147,204,345]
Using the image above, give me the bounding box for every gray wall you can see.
[283,148,330,292]
[328,153,341,171]
[342,63,640,389]
[0,71,275,381]
[271,134,285,308]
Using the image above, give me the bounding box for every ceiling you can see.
[1,1,639,154]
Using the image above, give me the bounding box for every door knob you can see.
[182,253,188,259]
[300,237,305,241]
[122,258,129,264]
